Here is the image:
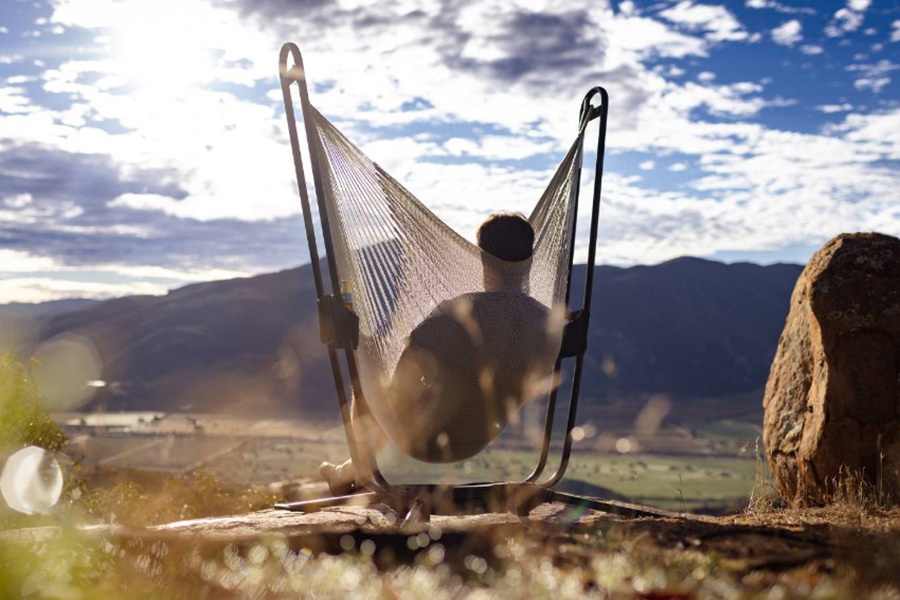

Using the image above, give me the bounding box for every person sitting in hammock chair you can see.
[321,211,565,494]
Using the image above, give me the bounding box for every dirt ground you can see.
[6,496,900,598]
[29,500,900,595]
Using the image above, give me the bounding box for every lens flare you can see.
[0,446,64,515]
[31,334,102,411]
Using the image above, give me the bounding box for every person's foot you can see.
[319,460,359,496]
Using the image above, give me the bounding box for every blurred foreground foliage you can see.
[0,519,891,600]
[2,355,899,598]
[0,353,72,530]
[1,352,279,531]
[82,469,281,527]
[0,353,66,452]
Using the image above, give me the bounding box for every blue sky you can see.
[0,0,898,302]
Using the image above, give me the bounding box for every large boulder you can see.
[764,233,900,505]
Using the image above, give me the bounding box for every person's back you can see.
[390,289,560,461]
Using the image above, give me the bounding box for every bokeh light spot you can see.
[31,334,102,411]
[0,446,64,515]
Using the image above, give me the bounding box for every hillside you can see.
[0,298,97,319]
[25,258,802,416]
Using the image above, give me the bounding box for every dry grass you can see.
[6,502,900,599]
[744,437,780,516]
[4,457,900,599]
[78,468,284,527]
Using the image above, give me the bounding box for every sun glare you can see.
[110,8,215,94]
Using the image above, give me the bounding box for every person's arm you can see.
[384,314,469,451]
[388,343,430,413]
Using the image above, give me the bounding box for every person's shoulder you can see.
[421,292,551,328]
[427,293,487,318]
[409,300,469,345]
[469,291,549,316]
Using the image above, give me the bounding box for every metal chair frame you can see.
[275,43,666,521]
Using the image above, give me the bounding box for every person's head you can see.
[476,211,534,262]
[477,212,533,291]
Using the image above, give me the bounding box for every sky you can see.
[0,0,898,302]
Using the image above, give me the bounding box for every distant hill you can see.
[0,298,98,319]
[19,258,802,416]
[586,258,802,398]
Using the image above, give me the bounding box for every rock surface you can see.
[0,502,670,553]
[764,233,900,505]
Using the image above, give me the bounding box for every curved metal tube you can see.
[526,86,608,485]
[279,43,393,495]
[542,86,609,488]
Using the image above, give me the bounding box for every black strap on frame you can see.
[558,310,590,359]
[318,295,360,350]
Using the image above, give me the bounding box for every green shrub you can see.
[0,353,67,452]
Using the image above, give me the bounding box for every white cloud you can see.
[0,196,83,225]
[816,103,854,113]
[0,277,166,303]
[826,10,862,37]
[441,135,556,161]
[3,194,33,208]
[606,13,708,58]
[664,81,766,117]
[800,44,824,55]
[0,86,37,114]
[669,162,688,171]
[31,71,296,221]
[0,249,58,273]
[771,19,802,46]
[745,0,815,15]
[854,77,891,93]
[826,0,869,37]
[638,160,655,170]
[107,193,183,215]
[847,60,899,93]
[0,245,251,302]
[50,0,275,87]
[891,20,900,42]
[658,1,748,42]
[836,108,900,160]
[5,75,36,84]
[618,0,637,16]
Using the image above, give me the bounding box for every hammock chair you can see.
[276,43,662,521]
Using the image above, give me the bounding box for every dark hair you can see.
[476,211,534,262]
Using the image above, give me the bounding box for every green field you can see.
[190,440,766,513]
[62,409,770,513]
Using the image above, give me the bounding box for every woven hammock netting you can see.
[308,106,584,460]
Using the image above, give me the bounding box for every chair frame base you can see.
[275,482,674,521]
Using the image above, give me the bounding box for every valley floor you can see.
[56,408,768,514]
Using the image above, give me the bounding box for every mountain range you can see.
[8,257,803,417]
